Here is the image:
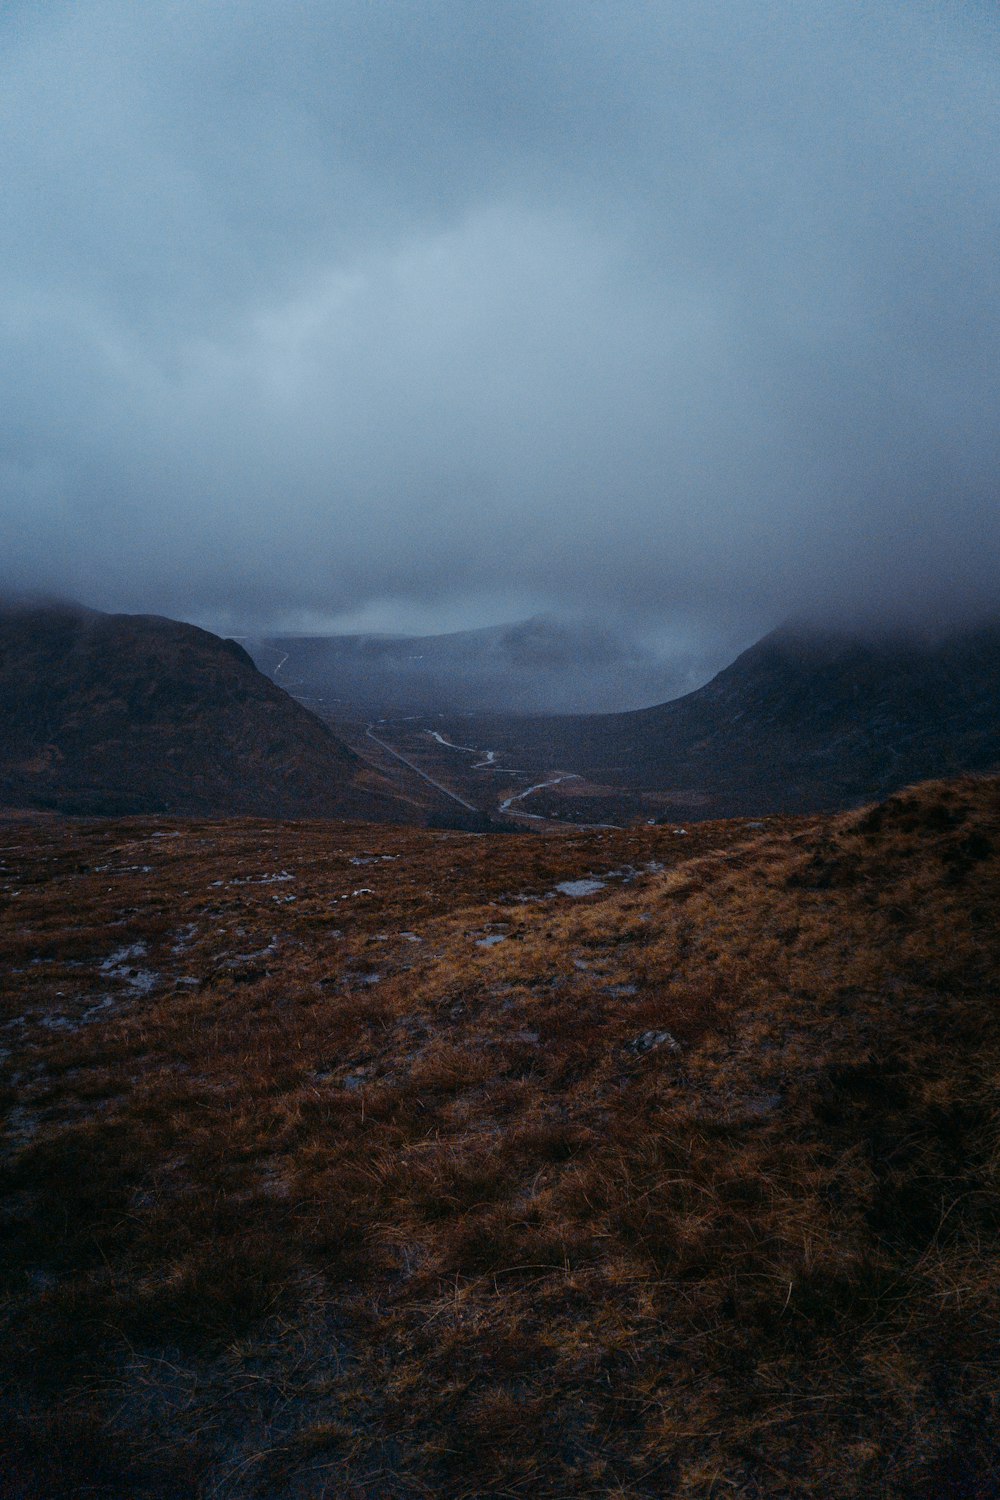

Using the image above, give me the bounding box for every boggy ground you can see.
[1,779,998,1498]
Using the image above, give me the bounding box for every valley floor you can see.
[338,713,679,828]
[1,780,999,1497]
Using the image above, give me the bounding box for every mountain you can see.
[0,602,416,820]
[448,620,1000,819]
[243,615,710,716]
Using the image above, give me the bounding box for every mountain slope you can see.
[0,602,415,820]
[462,621,1000,819]
[244,615,707,715]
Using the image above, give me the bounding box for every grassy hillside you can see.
[443,621,1000,821]
[2,777,999,1496]
[0,603,416,822]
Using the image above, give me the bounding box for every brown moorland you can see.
[1,776,998,1497]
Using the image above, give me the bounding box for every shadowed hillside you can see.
[2,774,999,1496]
[0,603,417,822]
[446,620,1000,821]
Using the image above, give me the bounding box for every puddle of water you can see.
[99,944,160,995]
[80,995,117,1024]
[101,943,147,971]
[555,879,606,898]
[171,923,198,954]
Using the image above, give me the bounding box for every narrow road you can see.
[375,724,614,828]
[499,773,581,820]
[425,729,500,770]
[425,729,475,751]
[365,725,480,812]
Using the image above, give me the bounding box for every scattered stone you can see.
[222,936,279,967]
[626,1030,681,1056]
[737,1092,783,1119]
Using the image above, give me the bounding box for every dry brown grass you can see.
[1,780,999,1496]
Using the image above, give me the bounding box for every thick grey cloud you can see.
[2,0,998,646]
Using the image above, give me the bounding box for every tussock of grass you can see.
[1,779,999,1495]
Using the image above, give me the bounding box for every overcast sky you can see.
[2,0,998,647]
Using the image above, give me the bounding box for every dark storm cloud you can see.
[2,0,998,642]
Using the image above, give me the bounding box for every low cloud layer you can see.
[2,1,998,644]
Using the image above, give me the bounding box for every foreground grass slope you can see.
[1,778,998,1497]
